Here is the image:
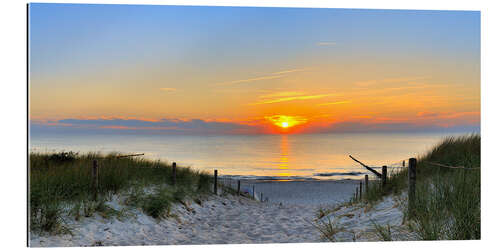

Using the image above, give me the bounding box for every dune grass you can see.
[367,134,480,240]
[318,134,480,241]
[29,152,213,235]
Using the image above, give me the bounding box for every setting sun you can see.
[265,115,308,130]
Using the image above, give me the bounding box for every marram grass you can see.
[29,152,212,234]
[317,134,480,241]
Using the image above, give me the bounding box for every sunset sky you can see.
[29,4,480,135]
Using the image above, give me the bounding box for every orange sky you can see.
[29,5,480,134]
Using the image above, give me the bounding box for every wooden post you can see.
[92,160,99,201]
[408,158,417,217]
[260,193,263,202]
[382,166,387,187]
[237,180,241,196]
[214,169,218,195]
[252,185,255,199]
[172,162,177,186]
[359,181,363,201]
[364,174,369,194]
[403,160,405,167]
[355,187,358,201]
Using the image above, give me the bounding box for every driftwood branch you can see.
[116,153,145,158]
[349,155,382,178]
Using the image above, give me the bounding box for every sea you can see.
[29,131,471,181]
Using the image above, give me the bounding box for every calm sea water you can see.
[29,132,466,180]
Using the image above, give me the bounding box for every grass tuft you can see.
[371,220,392,241]
[314,217,344,242]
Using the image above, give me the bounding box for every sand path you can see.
[170,196,322,244]
[30,195,324,247]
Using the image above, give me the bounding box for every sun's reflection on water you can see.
[278,135,290,171]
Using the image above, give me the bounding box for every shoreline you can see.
[239,179,360,206]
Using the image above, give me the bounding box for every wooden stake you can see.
[214,169,218,195]
[172,162,177,186]
[237,180,241,196]
[408,158,417,217]
[382,166,387,187]
[355,187,358,201]
[92,160,99,201]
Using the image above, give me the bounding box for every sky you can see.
[29,4,480,135]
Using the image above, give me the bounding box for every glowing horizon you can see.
[29,4,480,135]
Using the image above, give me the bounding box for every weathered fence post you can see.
[355,187,358,201]
[403,160,405,167]
[260,193,263,202]
[364,174,369,194]
[408,158,417,217]
[237,180,241,196]
[382,166,387,187]
[214,169,218,195]
[172,162,177,186]
[92,160,99,201]
[252,185,255,199]
[359,181,363,201]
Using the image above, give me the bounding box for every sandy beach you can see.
[239,179,360,205]
[29,179,413,247]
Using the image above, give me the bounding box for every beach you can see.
[236,179,361,205]
[29,179,411,246]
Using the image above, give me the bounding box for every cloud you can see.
[160,88,176,92]
[250,93,335,105]
[417,111,440,117]
[31,118,266,135]
[271,68,310,75]
[30,115,480,136]
[317,100,351,106]
[214,75,285,86]
[354,76,428,87]
[214,67,310,86]
[303,121,480,134]
[259,91,306,99]
[317,42,336,46]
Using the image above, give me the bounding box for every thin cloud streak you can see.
[214,67,310,86]
[271,68,310,75]
[214,75,285,86]
[317,100,351,106]
[317,42,336,46]
[260,91,306,99]
[354,76,428,87]
[250,94,335,105]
